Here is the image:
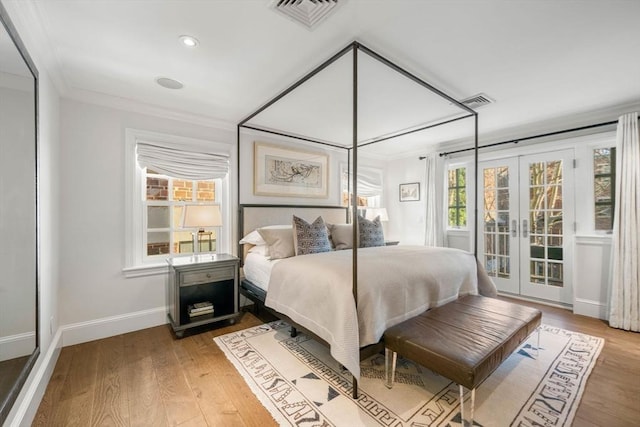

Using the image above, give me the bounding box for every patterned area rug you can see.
[214,321,603,426]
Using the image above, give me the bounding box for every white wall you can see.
[385,153,445,245]
[58,99,235,329]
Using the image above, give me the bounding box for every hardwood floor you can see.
[33,301,640,426]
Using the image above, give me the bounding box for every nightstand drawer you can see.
[181,266,235,286]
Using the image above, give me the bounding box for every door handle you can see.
[511,220,518,237]
[522,219,529,238]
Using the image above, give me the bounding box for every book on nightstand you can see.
[188,301,214,317]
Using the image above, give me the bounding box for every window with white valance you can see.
[124,129,232,276]
[136,141,229,180]
[340,163,384,207]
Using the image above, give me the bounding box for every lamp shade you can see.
[182,205,222,229]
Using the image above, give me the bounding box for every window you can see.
[144,169,220,258]
[340,164,383,208]
[593,147,616,231]
[125,129,230,275]
[447,167,467,228]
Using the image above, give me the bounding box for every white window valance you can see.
[357,167,383,197]
[136,141,229,180]
[342,164,383,197]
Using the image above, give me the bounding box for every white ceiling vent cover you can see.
[271,0,344,30]
[461,93,495,110]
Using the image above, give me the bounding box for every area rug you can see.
[214,321,604,426]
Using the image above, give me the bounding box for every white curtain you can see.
[136,141,229,180]
[609,112,640,331]
[424,154,443,247]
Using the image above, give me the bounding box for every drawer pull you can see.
[206,273,211,278]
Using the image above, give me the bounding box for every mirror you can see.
[0,3,39,423]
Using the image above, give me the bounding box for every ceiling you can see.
[5,0,640,157]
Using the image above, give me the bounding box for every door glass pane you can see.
[546,161,562,183]
[530,261,546,284]
[497,167,509,187]
[529,162,544,185]
[485,255,496,275]
[527,160,564,288]
[498,234,509,256]
[498,256,510,277]
[547,263,563,286]
[546,185,562,209]
[497,189,509,209]
[482,166,510,279]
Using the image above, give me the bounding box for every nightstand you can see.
[167,253,239,338]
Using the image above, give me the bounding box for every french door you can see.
[479,149,575,304]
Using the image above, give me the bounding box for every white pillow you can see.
[248,244,269,257]
[327,223,353,250]
[239,224,292,246]
[258,227,295,259]
[239,230,265,246]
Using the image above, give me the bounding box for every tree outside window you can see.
[448,167,467,228]
[593,147,616,231]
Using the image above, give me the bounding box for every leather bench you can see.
[383,295,542,425]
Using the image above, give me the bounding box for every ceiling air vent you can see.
[271,0,344,30]
[460,93,495,110]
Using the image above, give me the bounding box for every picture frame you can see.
[399,182,420,202]
[254,141,329,198]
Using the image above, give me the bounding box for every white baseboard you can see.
[0,332,36,362]
[5,307,168,426]
[6,329,62,427]
[61,306,167,347]
[574,298,608,320]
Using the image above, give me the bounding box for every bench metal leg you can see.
[459,385,475,427]
[384,348,397,389]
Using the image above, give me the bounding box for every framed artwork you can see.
[399,182,420,202]
[254,141,329,198]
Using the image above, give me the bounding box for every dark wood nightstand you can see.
[167,254,239,338]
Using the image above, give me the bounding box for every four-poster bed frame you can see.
[236,41,479,398]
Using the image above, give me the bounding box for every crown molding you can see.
[63,85,237,131]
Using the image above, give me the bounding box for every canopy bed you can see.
[236,41,486,398]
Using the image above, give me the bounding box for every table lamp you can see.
[182,205,222,253]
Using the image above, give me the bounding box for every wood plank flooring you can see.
[33,299,640,426]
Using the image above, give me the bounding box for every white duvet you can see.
[264,245,497,380]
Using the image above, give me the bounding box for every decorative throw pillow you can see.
[358,215,385,247]
[327,223,353,250]
[292,215,332,256]
[257,226,295,259]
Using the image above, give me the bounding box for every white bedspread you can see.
[264,245,497,380]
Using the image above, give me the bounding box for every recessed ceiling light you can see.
[179,35,199,48]
[156,77,184,90]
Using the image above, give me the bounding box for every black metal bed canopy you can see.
[236,40,479,398]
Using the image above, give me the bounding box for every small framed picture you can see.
[399,182,420,202]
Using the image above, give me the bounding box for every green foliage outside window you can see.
[593,147,616,231]
[448,167,467,227]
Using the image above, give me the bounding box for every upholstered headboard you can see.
[238,204,348,263]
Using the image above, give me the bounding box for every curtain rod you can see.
[438,119,619,157]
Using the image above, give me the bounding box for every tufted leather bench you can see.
[383,295,542,425]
